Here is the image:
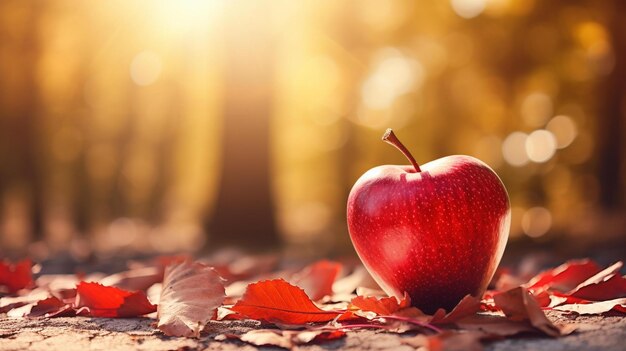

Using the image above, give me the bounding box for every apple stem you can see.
[382,128,422,173]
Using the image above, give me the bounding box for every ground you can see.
[1,312,625,351]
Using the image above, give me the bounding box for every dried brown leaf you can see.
[493,287,561,336]
[28,297,75,318]
[215,328,346,349]
[457,314,537,337]
[157,261,225,337]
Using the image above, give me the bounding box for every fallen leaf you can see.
[570,274,626,301]
[532,290,552,307]
[75,282,156,318]
[493,287,561,336]
[368,314,441,334]
[319,301,350,312]
[157,261,225,337]
[218,330,291,349]
[0,259,34,294]
[7,303,34,318]
[525,259,601,293]
[35,274,80,299]
[231,279,341,324]
[154,254,194,268]
[554,298,626,315]
[391,306,428,319]
[430,295,481,324]
[28,297,74,318]
[290,260,342,301]
[294,329,346,344]
[348,293,410,316]
[0,288,50,313]
[457,314,537,337]
[146,282,162,305]
[216,306,237,321]
[567,261,626,301]
[216,329,346,349]
[100,266,162,292]
[547,293,570,308]
[0,301,27,314]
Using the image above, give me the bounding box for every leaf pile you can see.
[1,256,625,350]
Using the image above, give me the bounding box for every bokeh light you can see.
[521,92,553,128]
[0,0,624,259]
[521,207,552,238]
[525,130,557,163]
[361,48,424,111]
[450,0,487,19]
[502,132,529,167]
[546,115,577,149]
[130,51,162,86]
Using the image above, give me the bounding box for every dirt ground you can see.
[1,311,625,351]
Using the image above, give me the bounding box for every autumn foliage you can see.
[231,279,341,324]
[0,259,34,294]
[74,282,156,318]
[0,256,625,349]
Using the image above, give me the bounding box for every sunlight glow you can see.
[361,48,424,110]
[130,51,162,86]
[150,0,220,34]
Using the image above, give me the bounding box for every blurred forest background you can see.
[0,0,624,263]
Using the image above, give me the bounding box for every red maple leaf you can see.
[348,293,410,316]
[525,259,601,293]
[75,282,156,318]
[0,259,34,294]
[566,261,626,301]
[230,279,341,324]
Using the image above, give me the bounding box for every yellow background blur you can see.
[0,0,624,260]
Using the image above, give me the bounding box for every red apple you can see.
[347,129,510,313]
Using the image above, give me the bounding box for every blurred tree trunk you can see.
[149,94,181,223]
[597,1,625,210]
[207,2,280,249]
[0,3,43,248]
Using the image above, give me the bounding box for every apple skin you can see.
[347,155,510,313]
